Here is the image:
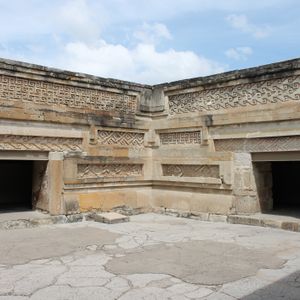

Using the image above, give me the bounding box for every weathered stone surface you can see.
[1,213,300,299]
[0,226,119,264]
[93,212,130,224]
[106,240,284,285]
[0,56,300,220]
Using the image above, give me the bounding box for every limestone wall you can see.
[0,57,299,215]
[151,58,300,215]
[0,58,152,215]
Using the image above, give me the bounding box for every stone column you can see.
[48,152,64,215]
[63,157,80,215]
[233,153,259,214]
[253,162,273,212]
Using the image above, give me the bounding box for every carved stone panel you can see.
[168,76,300,115]
[0,75,138,114]
[160,131,201,145]
[98,130,144,147]
[0,135,82,151]
[77,163,143,179]
[215,136,300,152]
[162,164,219,178]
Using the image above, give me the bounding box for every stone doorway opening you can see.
[0,159,48,213]
[253,153,300,217]
[0,160,33,211]
[272,161,300,211]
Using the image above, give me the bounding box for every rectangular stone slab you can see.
[93,212,130,224]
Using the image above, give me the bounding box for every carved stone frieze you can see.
[215,136,300,152]
[0,75,137,114]
[159,131,201,145]
[77,163,143,179]
[168,75,300,115]
[0,135,82,151]
[162,164,219,178]
[98,130,144,147]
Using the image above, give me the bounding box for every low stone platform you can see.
[93,212,130,224]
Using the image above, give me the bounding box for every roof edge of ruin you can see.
[1,56,300,91]
[0,57,152,91]
[154,57,300,90]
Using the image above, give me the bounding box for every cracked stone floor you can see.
[0,213,300,299]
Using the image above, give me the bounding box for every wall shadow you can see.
[242,270,300,300]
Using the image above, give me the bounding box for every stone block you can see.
[79,193,102,211]
[152,189,234,215]
[281,222,299,232]
[92,212,129,224]
[235,195,259,214]
[234,153,252,167]
[208,214,228,223]
[100,191,137,211]
[261,219,281,229]
[48,158,64,215]
[190,211,209,221]
[227,215,263,226]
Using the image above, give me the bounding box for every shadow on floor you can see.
[270,208,300,219]
[242,270,300,300]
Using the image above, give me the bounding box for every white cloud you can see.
[57,0,102,41]
[0,0,283,42]
[226,14,271,38]
[0,3,225,85]
[4,0,293,84]
[133,23,172,44]
[225,46,253,61]
[60,40,224,84]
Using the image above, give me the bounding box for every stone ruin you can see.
[0,57,299,218]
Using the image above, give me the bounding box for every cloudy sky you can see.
[0,0,299,84]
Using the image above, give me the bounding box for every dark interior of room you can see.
[272,161,300,210]
[0,160,33,211]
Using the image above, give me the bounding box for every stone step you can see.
[93,212,129,224]
[163,209,300,233]
[227,214,300,232]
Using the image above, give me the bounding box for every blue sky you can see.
[0,0,299,84]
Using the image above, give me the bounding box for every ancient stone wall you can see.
[0,57,299,215]
[150,58,300,215]
[0,58,152,215]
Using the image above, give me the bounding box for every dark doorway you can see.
[0,160,33,211]
[272,161,300,210]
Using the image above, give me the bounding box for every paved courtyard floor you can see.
[0,213,300,299]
